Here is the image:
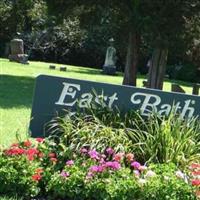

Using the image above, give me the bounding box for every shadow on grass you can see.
[0,75,35,108]
[165,79,193,87]
[68,67,124,77]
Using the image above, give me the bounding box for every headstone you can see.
[171,83,185,93]
[103,38,117,75]
[30,75,200,137]
[60,66,67,71]
[8,38,29,64]
[192,83,200,95]
[143,81,148,87]
[49,65,56,70]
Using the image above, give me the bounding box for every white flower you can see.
[138,178,146,185]
[164,176,170,181]
[175,170,188,183]
[175,170,185,179]
[145,170,156,178]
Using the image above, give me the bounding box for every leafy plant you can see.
[48,111,133,153]
[48,107,200,166]
[0,154,40,197]
[127,112,200,165]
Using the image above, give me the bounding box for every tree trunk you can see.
[147,47,168,90]
[123,30,139,86]
[24,11,32,33]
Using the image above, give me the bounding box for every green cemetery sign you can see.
[30,75,200,137]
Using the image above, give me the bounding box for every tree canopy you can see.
[0,0,199,84]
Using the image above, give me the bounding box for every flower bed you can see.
[0,138,199,199]
[1,110,200,199]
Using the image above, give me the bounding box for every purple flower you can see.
[89,165,105,173]
[105,161,121,170]
[97,165,105,172]
[66,160,74,166]
[99,158,105,164]
[60,171,70,177]
[89,165,99,173]
[106,147,114,155]
[131,161,141,170]
[88,150,99,160]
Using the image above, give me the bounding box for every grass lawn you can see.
[0,58,195,147]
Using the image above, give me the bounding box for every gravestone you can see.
[8,38,28,64]
[143,81,148,87]
[103,38,117,75]
[30,75,200,137]
[60,66,67,71]
[192,84,200,95]
[49,65,56,70]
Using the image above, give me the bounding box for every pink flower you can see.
[89,165,100,173]
[139,165,147,171]
[126,153,134,162]
[49,153,56,158]
[66,160,74,166]
[26,148,39,161]
[190,163,200,169]
[192,171,200,176]
[97,165,105,172]
[4,147,25,156]
[106,147,114,155]
[133,170,140,177]
[131,161,141,170]
[50,157,58,163]
[105,161,121,170]
[99,158,105,164]
[23,140,32,147]
[32,174,42,182]
[89,165,105,173]
[113,153,124,162]
[192,179,200,186]
[80,148,88,154]
[88,150,99,160]
[36,138,44,143]
[11,143,19,147]
[61,171,70,177]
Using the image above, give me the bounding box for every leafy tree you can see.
[46,0,200,88]
[143,0,200,89]
[0,0,47,56]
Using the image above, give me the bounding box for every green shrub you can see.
[0,108,199,199]
[167,62,198,82]
[48,108,200,166]
[0,154,40,197]
[0,135,198,199]
[128,112,200,165]
[48,112,133,153]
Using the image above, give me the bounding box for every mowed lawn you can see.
[0,58,194,146]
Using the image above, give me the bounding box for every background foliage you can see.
[0,0,200,82]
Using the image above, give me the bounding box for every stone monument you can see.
[8,34,29,64]
[103,38,117,75]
